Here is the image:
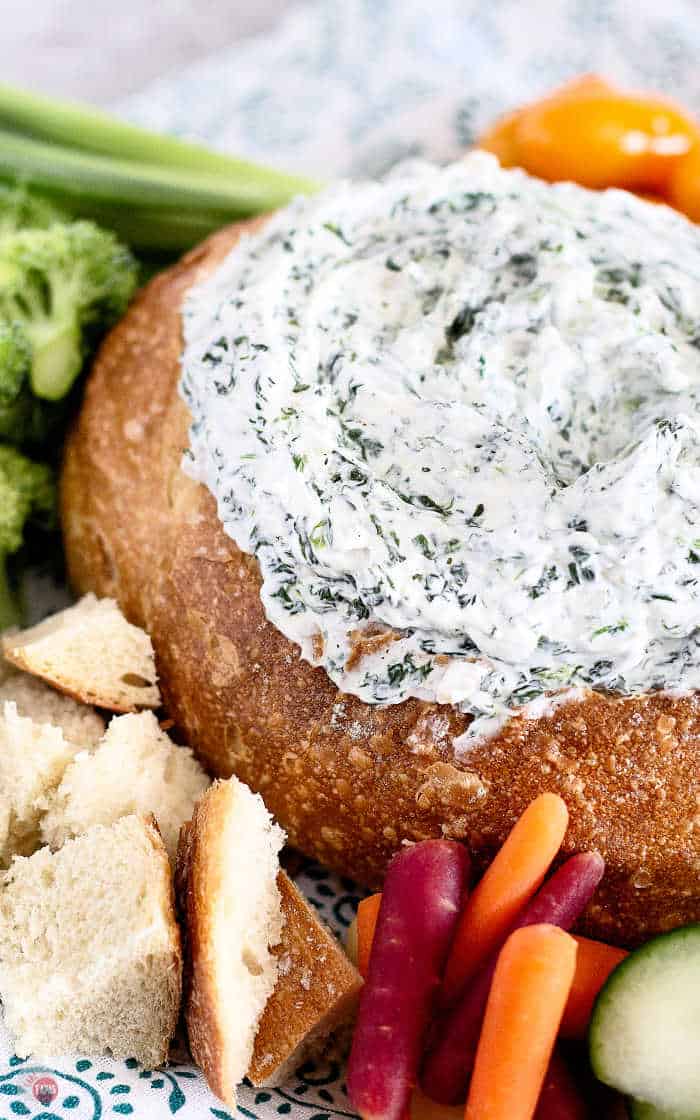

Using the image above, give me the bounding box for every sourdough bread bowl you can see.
[61,163,700,947]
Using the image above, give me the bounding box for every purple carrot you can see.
[346,840,470,1120]
[535,1048,589,1120]
[420,850,605,1105]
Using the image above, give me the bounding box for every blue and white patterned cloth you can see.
[2,0,699,1115]
[120,0,700,181]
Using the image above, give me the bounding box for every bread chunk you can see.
[0,660,104,747]
[0,700,80,867]
[0,815,181,1066]
[176,778,285,1108]
[249,871,363,1087]
[2,594,160,711]
[41,711,210,861]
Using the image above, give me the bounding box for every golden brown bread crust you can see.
[250,871,362,1087]
[61,221,700,947]
[174,805,230,1103]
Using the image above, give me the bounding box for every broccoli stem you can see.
[30,319,82,401]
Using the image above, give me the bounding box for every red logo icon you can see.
[28,1074,59,1107]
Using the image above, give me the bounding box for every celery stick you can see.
[0,82,320,196]
[0,129,312,251]
[50,205,235,254]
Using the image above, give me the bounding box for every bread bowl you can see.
[60,155,700,946]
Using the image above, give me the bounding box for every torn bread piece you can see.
[249,871,363,1087]
[41,711,210,862]
[0,815,181,1066]
[176,778,285,1109]
[176,778,363,1102]
[0,701,82,867]
[0,660,105,748]
[2,593,160,711]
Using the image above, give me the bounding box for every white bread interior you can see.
[0,700,81,867]
[2,594,160,711]
[0,814,181,1066]
[0,660,105,747]
[41,711,210,861]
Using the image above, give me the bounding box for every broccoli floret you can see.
[0,321,48,443]
[0,188,136,624]
[0,220,138,401]
[0,444,55,630]
[0,315,70,450]
[0,319,31,397]
[0,183,66,234]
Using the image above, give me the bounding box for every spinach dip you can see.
[181,152,700,741]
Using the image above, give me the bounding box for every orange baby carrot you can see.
[442,794,569,1001]
[357,892,382,979]
[559,935,628,1039]
[464,924,578,1120]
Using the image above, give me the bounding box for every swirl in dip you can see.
[181,152,700,740]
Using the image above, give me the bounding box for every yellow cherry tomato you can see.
[478,108,521,167]
[514,91,698,192]
[477,76,613,167]
[666,144,700,221]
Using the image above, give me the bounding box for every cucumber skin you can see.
[629,1097,700,1120]
[589,924,700,1119]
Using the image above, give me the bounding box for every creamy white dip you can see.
[180,153,700,740]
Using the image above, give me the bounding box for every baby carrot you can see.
[559,936,628,1039]
[442,794,569,1002]
[465,924,578,1120]
[357,893,382,979]
[421,851,603,1105]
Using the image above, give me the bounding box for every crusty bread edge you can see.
[140,812,184,1067]
[175,800,233,1105]
[2,605,161,713]
[249,871,363,1087]
[1,650,157,713]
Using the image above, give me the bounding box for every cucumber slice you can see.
[629,1098,700,1120]
[589,924,700,1117]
